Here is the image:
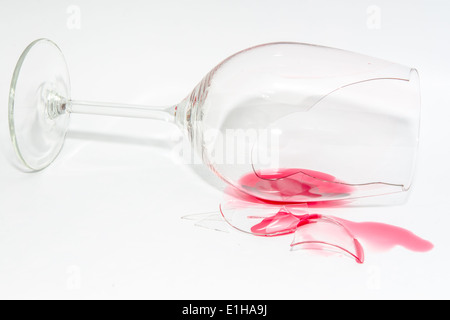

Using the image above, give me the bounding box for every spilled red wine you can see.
[220,168,433,263]
[238,168,353,202]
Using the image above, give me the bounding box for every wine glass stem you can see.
[66,100,176,123]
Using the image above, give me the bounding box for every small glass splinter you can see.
[291,216,365,264]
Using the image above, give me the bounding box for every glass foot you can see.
[9,39,71,171]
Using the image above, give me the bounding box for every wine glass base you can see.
[9,39,71,171]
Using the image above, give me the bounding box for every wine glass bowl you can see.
[180,43,421,202]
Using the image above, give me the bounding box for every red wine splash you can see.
[238,168,353,203]
[220,168,433,263]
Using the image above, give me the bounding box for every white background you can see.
[0,0,449,299]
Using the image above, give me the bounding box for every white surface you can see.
[0,0,449,299]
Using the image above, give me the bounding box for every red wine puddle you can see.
[220,168,433,264]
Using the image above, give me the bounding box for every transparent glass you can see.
[290,215,364,264]
[9,39,420,203]
[219,202,364,263]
